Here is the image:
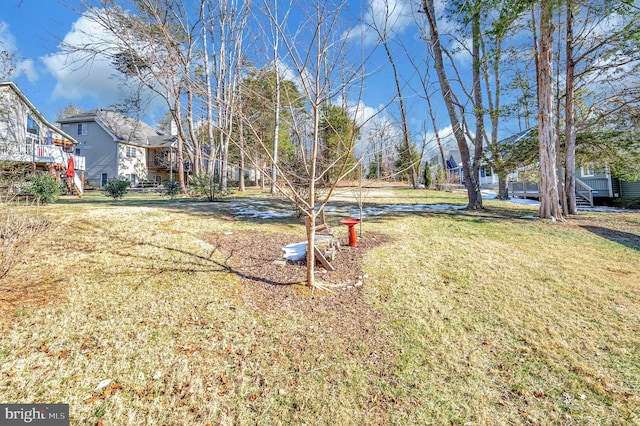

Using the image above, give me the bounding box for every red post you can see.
[340,218,361,247]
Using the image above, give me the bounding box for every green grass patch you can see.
[0,188,638,424]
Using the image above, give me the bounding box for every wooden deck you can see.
[508,182,540,198]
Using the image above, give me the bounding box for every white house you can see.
[0,81,85,195]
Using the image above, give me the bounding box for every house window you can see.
[101,173,108,187]
[75,148,81,156]
[27,114,39,135]
[125,146,137,158]
[581,163,595,177]
[128,174,139,186]
[77,123,87,135]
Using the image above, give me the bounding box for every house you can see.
[575,164,640,207]
[57,109,180,187]
[425,134,499,188]
[505,128,640,207]
[0,81,85,195]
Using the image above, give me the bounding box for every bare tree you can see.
[205,0,249,193]
[367,0,419,188]
[561,1,640,214]
[65,0,207,193]
[421,0,483,209]
[239,0,373,288]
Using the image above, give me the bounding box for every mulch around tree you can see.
[201,230,391,315]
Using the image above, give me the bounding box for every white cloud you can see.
[16,59,37,83]
[0,21,17,52]
[41,12,165,117]
[347,0,415,45]
[0,21,38,83]
[41,13,125,103]
[348,100,381,127]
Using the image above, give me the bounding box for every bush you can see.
[103,178,130,199]
[190,173,218,201]
[0,162,29,203]
[423,160,432,188]
[0,210,50,281]
[163,180,180,199]
[27,172,62,205]
[435,164,448,191]
[618,197,640,210]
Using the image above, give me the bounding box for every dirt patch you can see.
[202,230,392,334]
[0,276,65,325]
[205,231,388,286]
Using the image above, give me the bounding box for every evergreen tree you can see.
[318,104,358,183]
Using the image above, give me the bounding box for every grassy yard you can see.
[1,187,638,425]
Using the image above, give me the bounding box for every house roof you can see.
[497,128,535,145]
[0,81,78,144]
[58,109,174,148]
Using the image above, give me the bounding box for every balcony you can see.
[0,143,85,171]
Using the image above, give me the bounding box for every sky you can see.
[0,0,529,162]
[0,1,449,127]
[1,0,93,120]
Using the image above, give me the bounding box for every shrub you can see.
[423,160,432,188]
[103,178,130,199]
[190,173,218,201]
[0,210,50,281]
[0,161,29,203]
[27,172,62,205]
[435,164,448,191]
[618,197,640,210]
[163,180,180,199]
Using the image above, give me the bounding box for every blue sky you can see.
[1,0,86,120]
[1,0,503,159]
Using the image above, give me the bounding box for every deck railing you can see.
[0,143,85,171]
[575,179,594,206]
[509,182,540,197]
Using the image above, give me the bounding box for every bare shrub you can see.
[0,162,51,281]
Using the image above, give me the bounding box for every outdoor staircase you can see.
[47,147,83,197]
[575,178,593,208]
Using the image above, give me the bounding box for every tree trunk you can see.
[382,42,418,189]
[564,0,577,214]
[497,172,509,199]
[423,0,482,209]
[271,2,281,194]
[470,9,485,208]
[239,109,246,192]
[171,98,188,194]
[537,0,563,220]
[201,4,217,178]
[186,86,203,176]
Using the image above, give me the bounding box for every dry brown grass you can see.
[0,189,638,425]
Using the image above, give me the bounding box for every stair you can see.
[576,196,591,207]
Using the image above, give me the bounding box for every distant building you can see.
[58,109,179,187]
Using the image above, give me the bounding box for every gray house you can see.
[505,128,640,206]
[0,81,85,195]
[58,109,178,187]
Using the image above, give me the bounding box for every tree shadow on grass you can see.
[581,225,640,251]
[109,235,302,288]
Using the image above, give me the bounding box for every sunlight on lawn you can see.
[0,187,638,425]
